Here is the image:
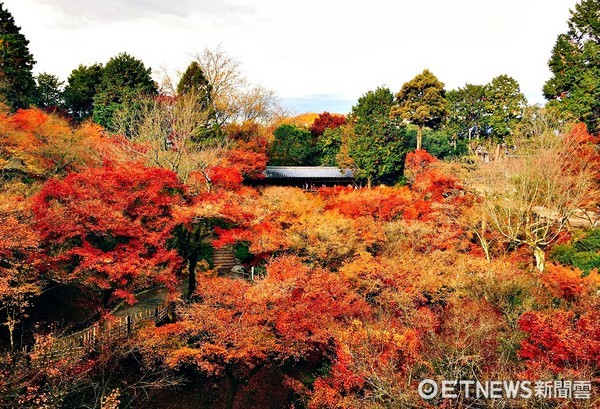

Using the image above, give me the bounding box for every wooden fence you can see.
[4,248,260,363]
[30,300,174,361]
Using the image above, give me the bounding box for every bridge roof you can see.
[264,166,355,179]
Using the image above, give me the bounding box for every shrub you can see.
[573,228,600,252]
[550,229,600,273]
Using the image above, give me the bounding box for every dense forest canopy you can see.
[0,1,599,408]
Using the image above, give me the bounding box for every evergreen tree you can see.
[34,72,63,109]
[269,124,317,165]
[317,127,343,166]
[348,87,408,187]
[485,75,527,141]
[177,61,220,140]
[177,61,212,110]
[93,52,157,131]
[63,63,104,122]
[0,2,36,110]
[446,83,487,141]
[393,69,447,150]
[543,0,600,132]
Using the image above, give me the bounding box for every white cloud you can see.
[3,0,579,113]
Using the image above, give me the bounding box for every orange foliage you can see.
[405,149,437,178]
[254,187,385,265]
[542,263,600,302]
[560,123,600,208]
[138,255,369,407]
[208,166,244,190]
[0,186,40,333]
[518,309,600,376]
[280,112,320,129]
[321,186,413,221]
[338,252,410,306]
[31,163,185,305]
[0,108,109,177]
[219,147,267,180]
[309,319,421,408]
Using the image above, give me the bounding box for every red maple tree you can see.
[32,163,186,306]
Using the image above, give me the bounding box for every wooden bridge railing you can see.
[30,300,174,361]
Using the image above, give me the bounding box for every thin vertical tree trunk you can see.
[477,216,491,263]
[533,246,545,272]
[188,252,198,298]
[417,126,423,150]
[7,310,14,351]
[102,288,114,309]
[225,376,239,409]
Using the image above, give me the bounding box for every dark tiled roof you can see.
[265,166,354,179]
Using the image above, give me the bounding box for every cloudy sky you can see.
[3,0,579,114]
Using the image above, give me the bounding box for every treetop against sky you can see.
[4,0,580,113]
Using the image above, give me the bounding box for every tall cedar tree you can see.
[485,74,527,141]
[543,0,600,133]
[177,61,213,110]
[393,69,447,150]
[348,87,407,187]
[63,63,104,122]
[93,53,157,131]
[177,61,220,140]
[0,3,36,110]
[446,76,526,144]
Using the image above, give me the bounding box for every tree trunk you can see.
[417,126,423,151]
[7,310,14,351]
[467,127,473,154]
[367,177,372,189]
[225,376,239,409]
[102,288,114,309]
[533,246,545,272]
[187,252,198,298]
[477,216,491,263]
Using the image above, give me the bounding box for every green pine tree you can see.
[485,75,527,141]
[63,63,104,122]
[348,87,408,187]
[34,72,64,109]
[177,61,213,109]
[543,0,600,133]
[393,69,447,151]
[93,52,157,131]
[0,2,36,110]
[177,61,220,141]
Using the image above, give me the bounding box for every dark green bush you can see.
[550,244,576,266]
[233,241,253,264]
[550,229,600,273]
[573,228,600,252]
[570,252,600,274]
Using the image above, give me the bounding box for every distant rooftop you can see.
[265,166,354,179]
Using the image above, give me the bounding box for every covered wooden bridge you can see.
[251,166,357,190]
